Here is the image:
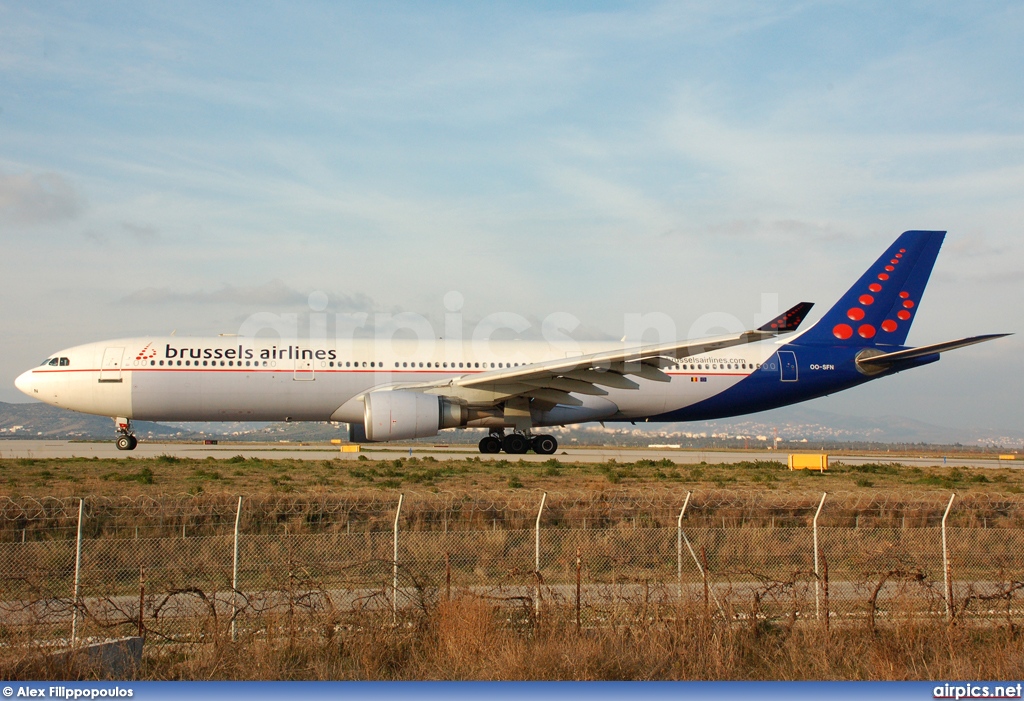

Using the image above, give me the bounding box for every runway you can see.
[0,439,1016,470]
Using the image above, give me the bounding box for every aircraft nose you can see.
[14,370,35,397]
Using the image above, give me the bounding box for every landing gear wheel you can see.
[502,434,529,454]
[478,436,502,454]
[532,434,558,455]
[116,435,137,451]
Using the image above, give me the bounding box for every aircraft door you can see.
[99,347,124,383]
[778,350,798,382]
[294,356,314,381]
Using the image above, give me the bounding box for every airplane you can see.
[14,230,1008,454]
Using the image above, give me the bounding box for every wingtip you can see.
[757,301,815,333]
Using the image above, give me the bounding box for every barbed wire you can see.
[2,489,1023,536]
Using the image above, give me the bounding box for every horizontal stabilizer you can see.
[858,334,1011,366]
[758,302,814,333]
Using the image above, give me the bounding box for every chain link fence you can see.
[2,489,1024,644]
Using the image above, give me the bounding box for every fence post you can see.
[231,496,243,642]
[677,491,691,598]
[813,492,827,621]
[942,492,956,621]
[393,493,404,625]
[575,546,581,632]
[71,498,84,645]
[679,500,725,619]
[138,566,145,639]
[534,492,547,616]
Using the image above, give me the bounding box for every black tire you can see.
[502,434,529,454]
[116,435,132,451]
[532,435,558,455]
[478,436,502,454]
[127,435,138,450]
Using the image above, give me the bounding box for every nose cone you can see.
[14,370,35,397]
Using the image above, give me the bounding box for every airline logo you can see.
[833,246,917,340]
[135,343,157,361]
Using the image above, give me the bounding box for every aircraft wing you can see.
[399,302,814,408]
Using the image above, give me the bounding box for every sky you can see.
[0,1,1022,431]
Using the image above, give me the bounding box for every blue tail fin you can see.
[799,230,945,347]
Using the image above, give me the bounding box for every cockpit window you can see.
[59,357,69,366]
[47,358,59,366]
[41,359,53,366]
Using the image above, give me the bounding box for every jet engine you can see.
[362,390,466,441]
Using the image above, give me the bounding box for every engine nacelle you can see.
[363,390,466,442]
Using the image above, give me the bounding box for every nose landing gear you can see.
[114,418,138,451]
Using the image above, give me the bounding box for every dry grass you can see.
[5,596,1024,680]
[3,450,1023,680]
[1,452,1021,499]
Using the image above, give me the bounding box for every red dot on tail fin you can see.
[833,324,853,340]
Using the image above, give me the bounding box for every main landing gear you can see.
[478,431,558,455]
[114,418,138,451]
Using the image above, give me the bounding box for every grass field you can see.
[1,448,1020,498]
[3,448,1024,681]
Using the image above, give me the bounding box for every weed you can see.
[507,476,524,489]
[101,467,155,485]
[190,468,222,481]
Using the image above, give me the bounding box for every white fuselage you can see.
[15,336,786,425]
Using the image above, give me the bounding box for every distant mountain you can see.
[0,402,194,439]
[1,400,1020,448]
[592,404,1024,448]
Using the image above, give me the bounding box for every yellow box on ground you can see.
[340,444,361,453]
[999,454,1017,461]
[788,454,828,471]
[330,439,342,445]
